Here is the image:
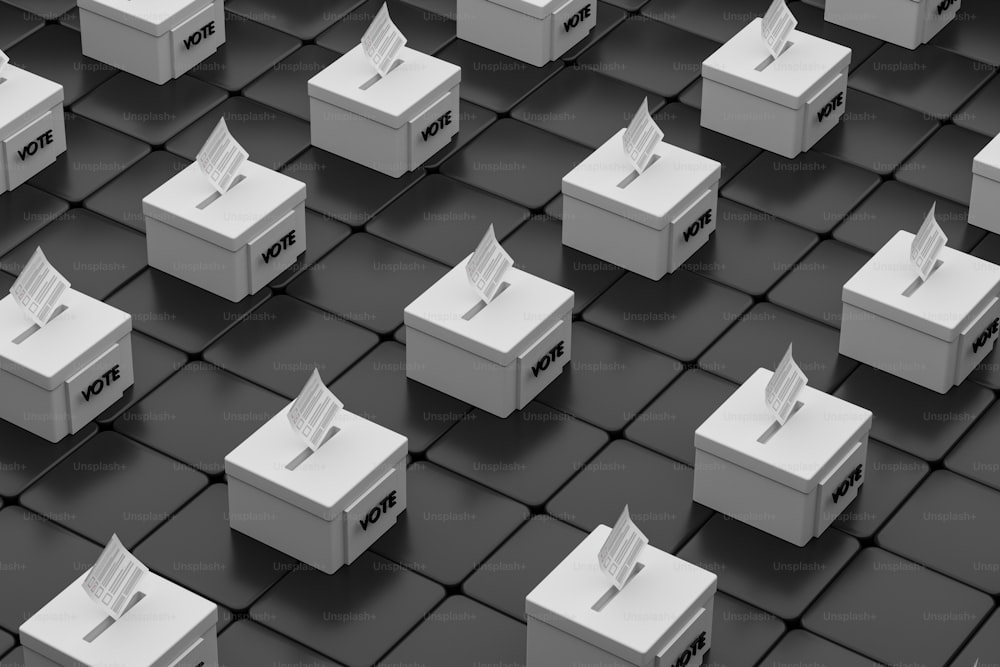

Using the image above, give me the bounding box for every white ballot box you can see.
[308,45,460,177]
[701,18,851,159]
[840,231,1000,393]
[0,64,66,193]
[403,256,574,418]
[0,289,133,443]
[142,161,307,302]
[457,0,596,67]
[825,0,960,50]
[694,368,873,546]
[562,129,721,281]
[225,405,408,575]
[526,525,717,667]
[970,133,1000,235]
[78,0,225,85]
[19,570,218,667]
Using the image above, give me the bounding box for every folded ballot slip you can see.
[10,247,70,327]
[83,534,148,620]
[466,224,514,304]
[288,368,343,451]
[911,202,946,282]
[622,98,663,175]
[761,0,796,59]
[197,117,248,195]
[765,343,807,425]
[598,505,647,590]
[362,3,407,77]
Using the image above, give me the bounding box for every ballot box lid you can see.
[0,65,64,139]
[702,18,851,109]
[19,570,217,667]
[142,161,306,252]
[562,129,721,229]
[403,256,574,366]
[78,0,211,36]
[483,0,581,21]
[225,404,408,521]
[694,368,872,493]
[0,289,131,391]
[973,132,1000,183]
[526,524,717,664]
[308,45,461,129]
[843,230,1000,342]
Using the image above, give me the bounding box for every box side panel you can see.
[163,629,219,667]
[22,648,61,667]
[563,196,670,280]
[802,69,848,152]
[527,619,634,667]
[170,0,225,80]
[457,0,552,67]
[408,87,460,171]
[667,186,717,273]
[549,0,596,60]
[700,80,804,159]
[969,174,1000,234]
[80,10,173,84]
[343,459,407,564]
[65,334,134,435]
[246,206,306,294]
[310,99,410,177]
[3,106,66,191]
[516,315,571,410]
[656,599,713,667]
[814,436,868,537]
[921,0,960,43]
[146,218,250,302]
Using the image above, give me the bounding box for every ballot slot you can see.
[11,304,68,345]
[902,259,944,298]
[285,425,342,471]
[616,154,661,190]
[754,40,795,72]
[461,281,511,321]
[756,400,805,444]
[82,591,146,643]
[590,562,645,612]
[358,59,404,91]
[195,174,247,210]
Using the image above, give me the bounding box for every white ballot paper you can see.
[622,97,663,175]
[83,534,148,620]
[362,3,407,77]
[598,505,648,590]
[766,343,807,425]
[10,247,70,327]
[761,0,797,59]
[911,202,947,282]
[0,48,9,76]
[288,368,344,451]
[197,118,248,195]
[466,224,513,304]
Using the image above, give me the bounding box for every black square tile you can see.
[20,432,207,549]
[547,439,713,553]
[366,175,529,266]
[834,365,994,463]
[114,363,286,476]
[722,152,880,234]
[686,199,818,297]
[28,113,150,204]
[315,0,455,56]
[372,462,529,586]
[427,403,608,507]
[767,240,873,329]
[166,97,310,171]
[268,210,352,290]
[930,0,1000,67]
[435,40,562,114]
[678,514,859,620]
[679,78,702,109]
[281,148,424,227]
[83,151,190,232]
[243,45,341,122]
[1,0,75,20]
[788,2,883,74]
[575,17,718,98]
[971,339,1000,391]
[583,270,752,363]
[624,369,738,467]
[462,514,586,622]
[0,423,96,498]
[639,0,771,43]
[0,185,69,256]
[399,0,456,21]
[422,100,498,170]
[377,596,526,667]
[654,103,762,186]
[251,553,444,667]
[699,303,857,393]
[0,632,10,663]
[558,3,627,62]
[0,507,101,634]
[538,323,684,432]
[72,73,227,146]
[812,90,939,175]
[949,607,1000,667]
[204,295,378,399]
[95,332,188,426]
[511,68,666,149]
[705,594,786,667]
[896,124,992,206]
[441,119,590,210]
[501,215,625,315]
[330,342,473,454]
[946,400,1000,493]
[189,12,302,92]
[0,1,43,50]
[833,181,984,254]
[955,72,1000,137]
[760,630,881,667]
[801,548,992,667]
[220,620,344,667]
[834,439,929,540]
[134,484,298,610]
[227,0,366,41]
[1,208,146,299]
[877,470,1000,593]
[105,268,274,354]
[287,233,448,335]
[5,25,116,105]
[849,44,993,120]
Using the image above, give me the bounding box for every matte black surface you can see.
[949,607,1000,667]
[706,593,786,667]
[0,185,69,256]
[83,151,190,232]
[219,621,344,667]
[243,45,341,121]
[760,629,881,667]
[955,72,1000,137]
[787,2,883,74]
[654,102,761,185]
[227,0,365,40]
[639,0,770,43]
[930,0,1000,66]
[95,332,188,426]
[315,0,455,56]
[5,25,116,104]
[0,1,42,50]
[0,423,96,498]
[945,400,1000,493]
[896,124,993,206]
[268,210,352,290]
